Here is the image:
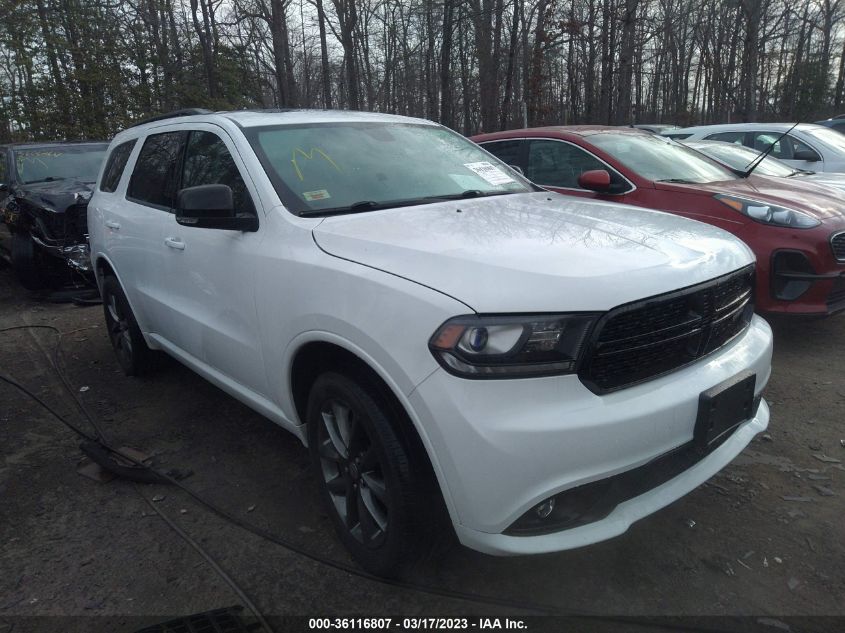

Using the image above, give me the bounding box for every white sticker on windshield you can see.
[302,189,331,201]
[463,161,515,186]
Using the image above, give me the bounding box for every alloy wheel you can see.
[106,293,133,365]
[317,399,389,548]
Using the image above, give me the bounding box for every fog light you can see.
[535,498,555,519]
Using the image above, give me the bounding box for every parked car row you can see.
[2,109,842,576]
[477,126,845,316]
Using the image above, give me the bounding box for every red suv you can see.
[473,127,845,315]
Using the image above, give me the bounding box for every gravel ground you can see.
[0,258,843,633]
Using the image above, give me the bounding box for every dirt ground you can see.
[1,253,844,633]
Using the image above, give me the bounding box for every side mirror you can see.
[0,183,8,193]
[176,184,257,231]
[578,169,612,192]
[793,149,820,162]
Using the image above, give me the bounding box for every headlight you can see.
[715,194,820,228]
[429,314,597,378]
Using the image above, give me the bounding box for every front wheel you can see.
[307,372,423,577]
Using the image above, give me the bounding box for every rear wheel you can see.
[101,275,156,376]
[307,372,423,577]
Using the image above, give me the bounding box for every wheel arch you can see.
[92,253,158,349]
[287,336,457,529]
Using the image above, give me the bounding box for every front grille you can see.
[579,265,755,393]
[40,204,88,243]
[65,204,89,240]
[832,231,845,262]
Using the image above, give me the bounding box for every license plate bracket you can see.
[694,370,757,452]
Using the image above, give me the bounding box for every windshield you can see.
[246,122,532,215]
[805,126,845,153]
[14,144,108,184]
[589,133,737,183]
[689,142,796,177]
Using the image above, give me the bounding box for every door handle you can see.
[164,237,185,250]
[105,220,120,230]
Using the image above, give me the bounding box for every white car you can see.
[87,109,773,575]
[666,122,845,173]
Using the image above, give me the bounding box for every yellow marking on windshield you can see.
[17,151,64,178]
[291,147,341,181]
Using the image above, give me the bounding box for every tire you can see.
[307,372,423,577]
[11,231,46,290]
[101,275,156,376]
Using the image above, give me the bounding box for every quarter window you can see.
[100,140,137,193]
[706,131,746,144]
[181,131,255,215]
[481,139,525,169]
[526,140,627,191]
[0,151,7,184]
[127,132,185,209]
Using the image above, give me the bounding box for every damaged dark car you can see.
[0,141,108,289]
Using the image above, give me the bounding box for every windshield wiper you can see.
[656,178,697,184]
[424,189,514,200]
[299,191,518,217]
[300,198,439,217]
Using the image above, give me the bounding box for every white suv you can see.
[88,110,773,575]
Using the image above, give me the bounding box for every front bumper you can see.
[765,248,845,315]
[31,235,92,272]
[409,315,773,555]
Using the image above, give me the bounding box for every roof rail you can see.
[129,108,213,128]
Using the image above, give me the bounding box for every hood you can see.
[312,192,754,313]
[655,175,845,220]
[795,171,845,193]
[14,179,95,213]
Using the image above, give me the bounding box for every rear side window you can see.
[181,131,255,215]
[706,131,746,144]
[127,132,185,209]
[99,140,136,193]
[481,139,524,169]
[751,132,813,160]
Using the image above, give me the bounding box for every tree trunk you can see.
[615,0,639,124]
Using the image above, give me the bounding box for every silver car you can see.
[684,139,845,193]
[665,123,845,173]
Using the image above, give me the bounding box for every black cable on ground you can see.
[2,325,270,627]
[0,323,107,441]
[0,372,97,442]
[0,325,752,632]
[3,323,168,482]
[136,484,276,633]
